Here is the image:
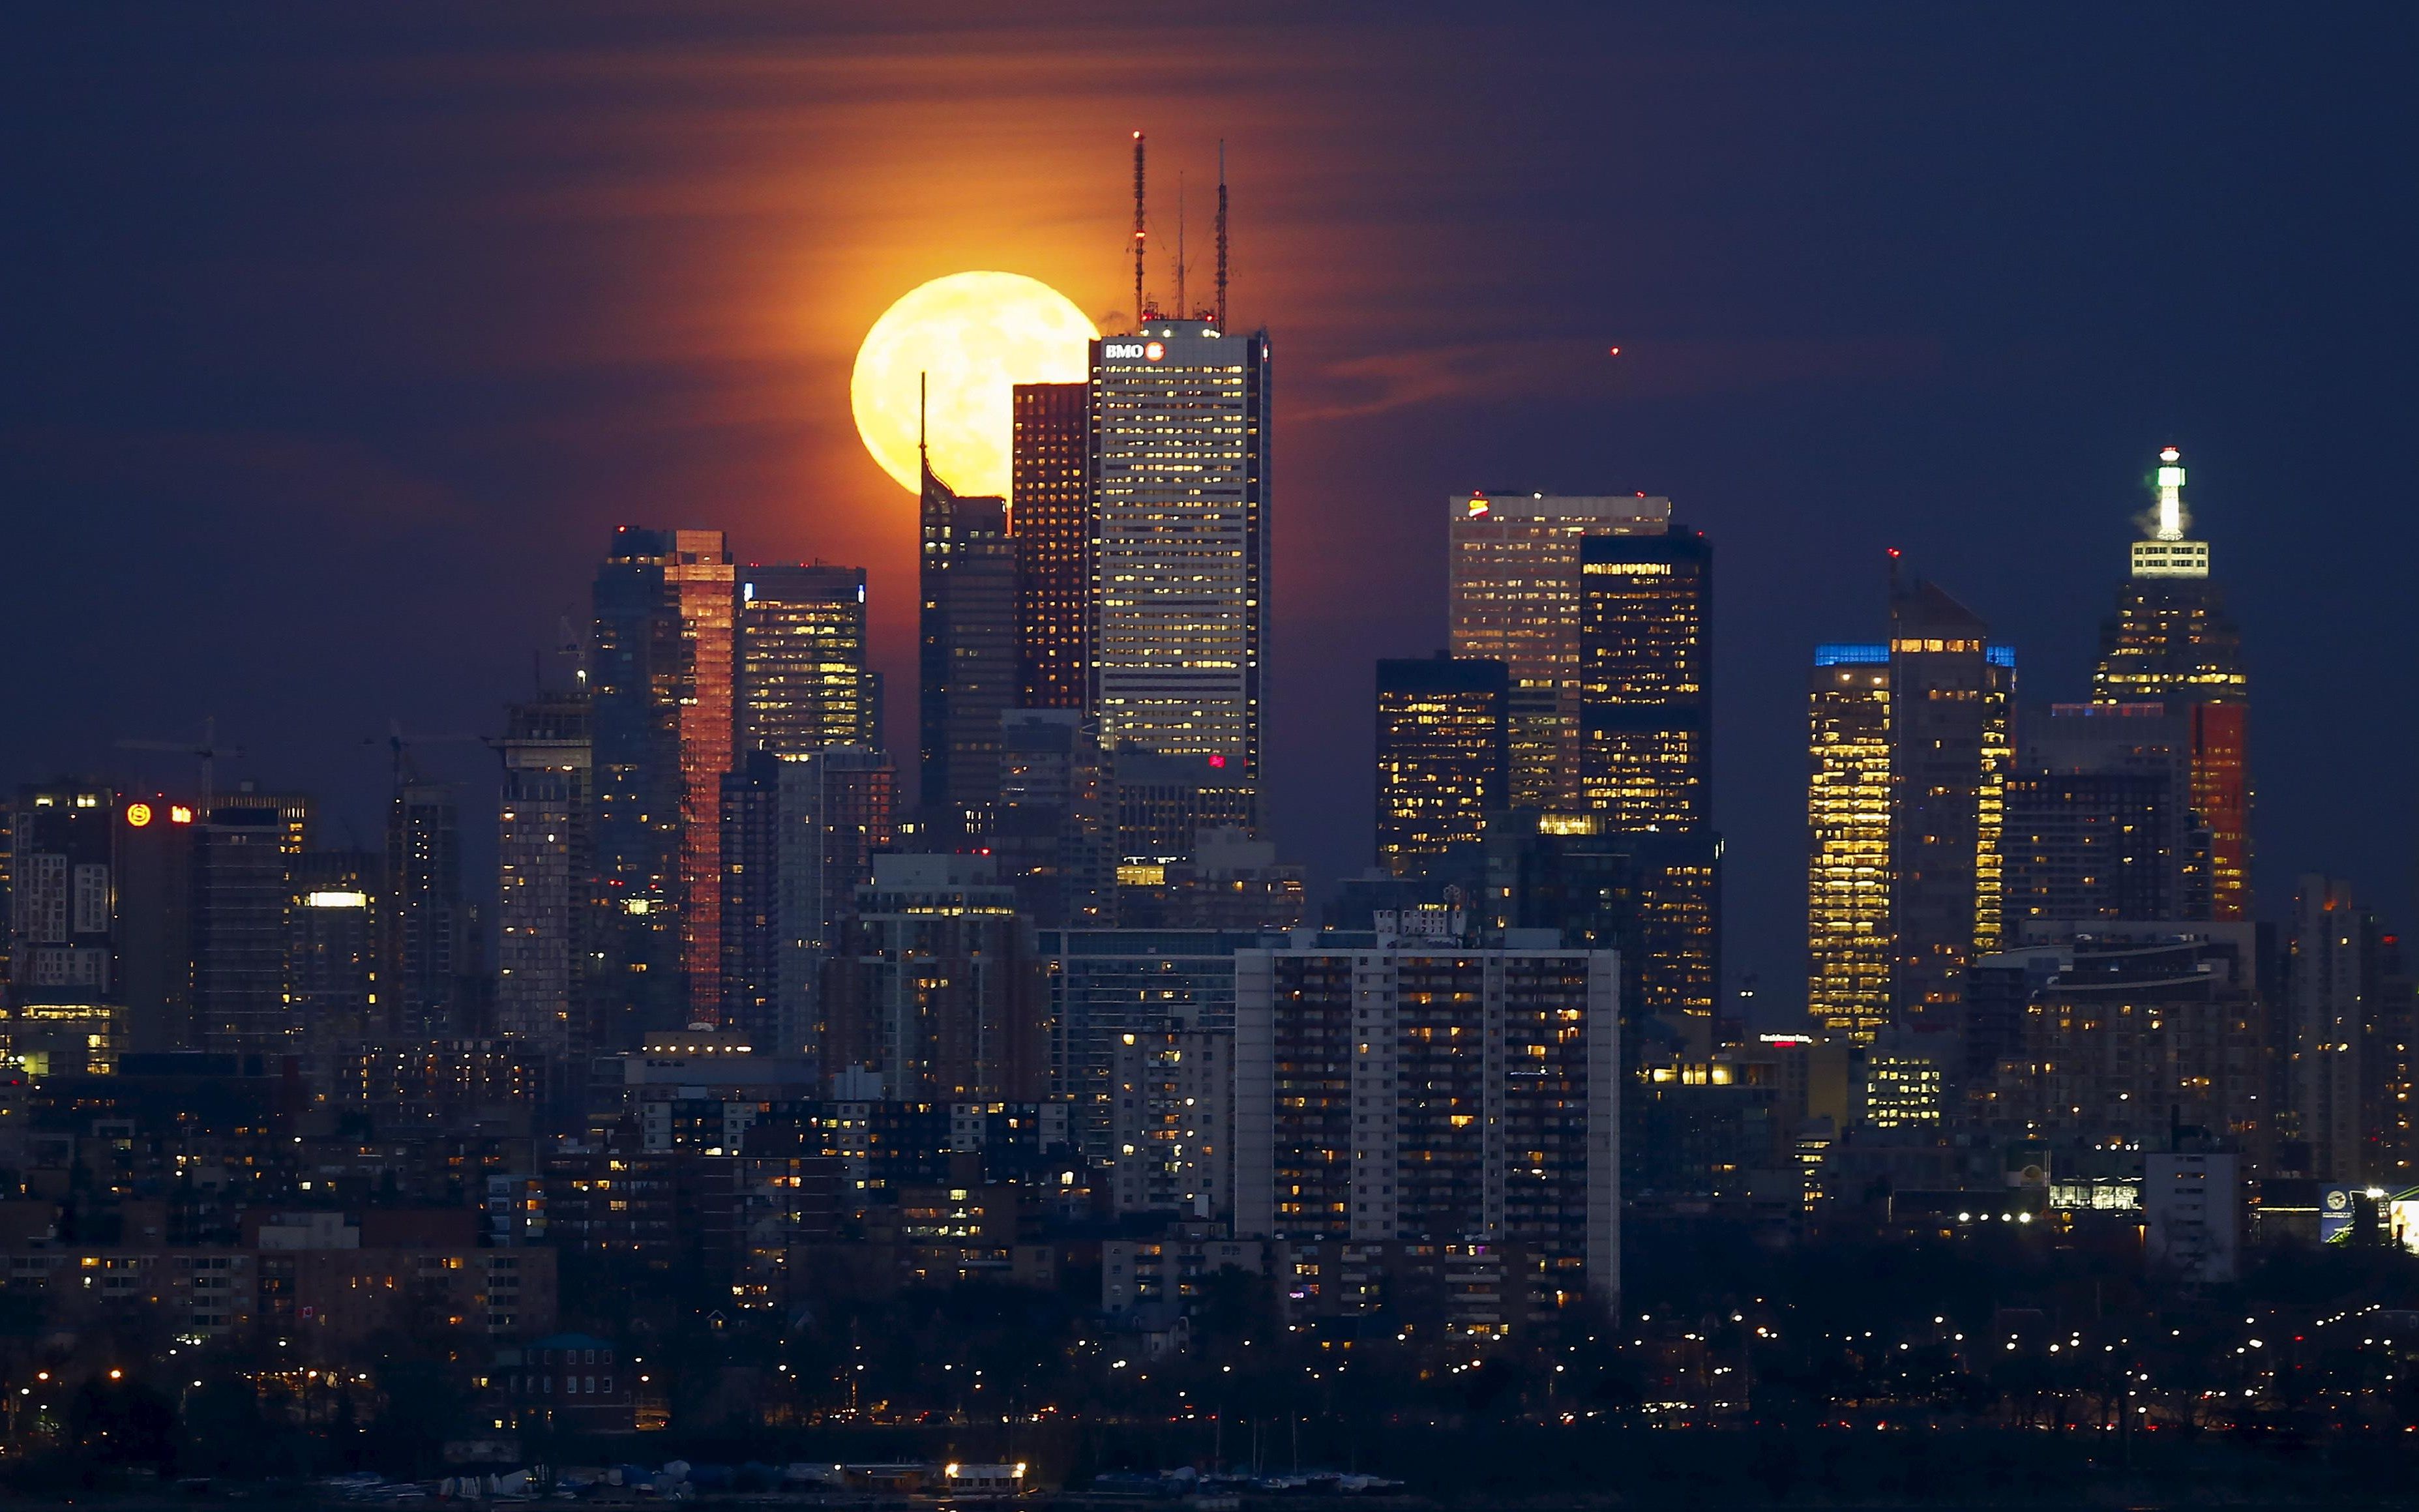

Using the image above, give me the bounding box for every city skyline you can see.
[3,8,2408,1010]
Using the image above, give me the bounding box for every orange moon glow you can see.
[850,272,1097,497]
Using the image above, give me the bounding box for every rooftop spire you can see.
[2154,445,2185,541]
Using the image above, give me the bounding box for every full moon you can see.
[850,272,1097,497]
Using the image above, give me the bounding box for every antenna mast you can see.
[1215,140,1229,330]
[1176,173,1187,321]
[1131,131,1147,329]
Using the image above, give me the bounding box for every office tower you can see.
[1374,655,1509,880]
[2289,876,2366,1182]
[773,747,897,1058]
[1886,574,2013,1025]
[592,527,735,1039]
[919,457,1017,835]
[287,852,380,1056]
[1088,322,1271,814]
[737,564,874,754]
[1483,816,1722,1049]
[1577,531,1711,827]
[719,752,782,1052]
[194,805,292,1051]
[1111,748,1258,859]
[1040,926,1257,1163]
[1806,646,1893,1039]
[1113,827,1307,930]
[1012,382,1090,710]
[994,710,1112,928]
[818,855,1044,1100]
[1234,938,1621,1309]
[1449,492,1672,809]
[2004,702,2208,927]
[117,793,198,1052]
[2092,449,2249,919]
[496,694,595,1071]
[387,780,464,1041]
[5,783,124,1075]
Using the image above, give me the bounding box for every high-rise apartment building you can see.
[819,855,1044,1101]
[1449,493,1670,810]
[1886,576,2013,1026]
[1012,382,1090,711]
[719,751,784,1054]
[723,747,900,1060]
[194,805,292,1052]
[1374,655,1509,879]
[117,792,198,1052]
[495,694,595,1073]
[593,527,735,1039]
[774,746,897,1058]
[5,784,124,1075]
[1233,936,1621,1309]
[2092,448,2249,919]
[1577,531,1712,828]
[919,458,1017,835]
[1087,322,1271,814]
[1806,646,1892,1039]
[386,780,463,1041]
[994,710,1112,928]
[287,852,380,1056]
[2290,876,2367,1183]
[737,563,872,755]
[1040,927,1257,1163]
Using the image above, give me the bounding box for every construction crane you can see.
[368,720,487,789]
[114,716,243,810]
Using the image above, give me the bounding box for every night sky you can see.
[5,6,2414,1019]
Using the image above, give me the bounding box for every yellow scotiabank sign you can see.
[125,803,153,827]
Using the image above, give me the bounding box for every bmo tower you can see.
[1087,320,1273,823]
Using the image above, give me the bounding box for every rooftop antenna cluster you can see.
[1215,140,1229,329]
[1131,131,1148,328]
[1129,130,1232,327]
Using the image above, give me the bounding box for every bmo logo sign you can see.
[1105,340,1166,361]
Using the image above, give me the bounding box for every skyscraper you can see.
[737,564,874,755]
[496,693,595,1073]
[5,783,124,1075]
[287,851,380,1056]
[1448,492,1671,810]
[774,746,896,1058]
[1577,531,1712,827]
[1374,654,1509,879]
[2004,702,2207,928]
[1013,382,1090,711]
[1087,321,1271,814]
[2092,447,2249,919]
[820,854,1044,1100]
[194,804,291,1052]
[2290,876,2367,1183]
[720,750,783,1049]
[386,780,463,1041]
[1886,574,2013,1025]
[1806,646,1892,1039]
[592,527,735,1038]
[1805,575,2013,1040]
[919,457,1017,835]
